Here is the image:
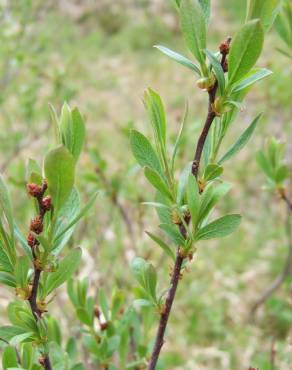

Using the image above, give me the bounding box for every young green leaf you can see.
[159,223,185,246]
[2,346,18,370]
[53,190,98,251]
[171,102,188,172]
[205,49,225,95]
[71,107,86,161]
[0,326,27,342]
[44,146,75,213]
[256,151,274,179]
[99,288,110,321]
[130,130,163,176]
[187,174,200,228]
[198,0,211,23]
[131,257,157,304]
[154,45,201,75]
[59,103,86,161]
[144,88,167,148]
[176,162,192,205]
[45,248,82,295]
[0,272,16,287]
[198,182,232,223]
[203,164,224,181]
[228,20,264,85]
[218,114,262,164]
[246,0,281,31]
[232,68,272,92]
[180,0,207,67]
[14,256,30,289]
[0,174,14,241]
[146,231,175,261]
[144,167,173,201]
[195,214,242,240]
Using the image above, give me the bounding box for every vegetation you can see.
[0,1,291,369]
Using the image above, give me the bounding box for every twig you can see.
[147,250,184,370]
[26,181,52,370]
[147,37,231,370]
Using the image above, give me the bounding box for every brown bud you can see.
[39,356,46,366]
[30,215,43,234]
[27,232,36,247]
[100,321,109,331]
[94,306,101,319]
[42,195,52,211]
[219,36,231,54]
[27,183,42,198]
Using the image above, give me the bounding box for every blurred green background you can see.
[0,1,291,369]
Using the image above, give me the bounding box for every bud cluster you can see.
[26,181,52,250]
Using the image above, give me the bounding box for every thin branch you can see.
[192,37,231,178]
[147,250,184,370]
[26,180,52,370]
[147,37,231,370]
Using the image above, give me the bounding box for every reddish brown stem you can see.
[147,37,231,369]
[147,251,184,370]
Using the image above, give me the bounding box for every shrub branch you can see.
[147,38,231,370]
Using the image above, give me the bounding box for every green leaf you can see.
[0,174,14,242]
[232,68,272,92]
[14,256,30,289]
[146,231,175,261]
[27,158,42,184]
[275,165,288,185]
[176,162,192,205]
[154,45,201,75]
[44,146,75,213]
[198,182,232,223]
[198,0,211,23]
[71,107,86,161]
[14,223,32,260]
[228,20,264,85]
[144,88,167,149]
[218,114,262,164]
[131,258,157,304]
[144,167,173,201]
[246,0,281,31]
[0,326,26,342]
[52,188,80,254]
[59,104,86,161]
[0,245,13,273]
[76,307,93,326]
[130,130,163,176]
[10,331,34,345]
[195,214,242,240]
[171,102,188,172]
[275,3,292,48]
[203,164,224,181]
[256,151,274,179]
[0,272,16,287]
[2,346,18,370]
[53,190,98,251]
[45,248,82,295]
[186,174,200,228]
[159,223,185,246]
[99,288,110,321]
[205,49,225,95]
[180,0,207,67]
